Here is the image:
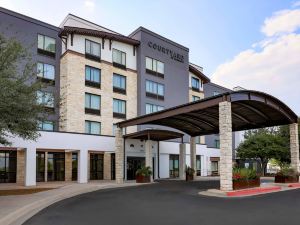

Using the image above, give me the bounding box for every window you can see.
[113,99,126,118]
[215,140,220,149]
[211,161,219,175]
[112,49,126,69]
[145,57,164,77]
[37,90,54,107]
[85,66,101,88]
[112,124,126,135]
[213,91,220,96]
[85,121,101,135]
[38,34,56,56]
[113,74,126,94]
[146,80,164,100]
[145,103,164,114]
[191,77,200,91]
[85,39,101,61]
[37,63,55,80]
[38,121,54,131]
[192,96,201,102]
[85,93,101,115]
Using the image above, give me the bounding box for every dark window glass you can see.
[85,66,101,83]
[0,151,16,183]
[47,152,65,181]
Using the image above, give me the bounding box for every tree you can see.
[0,34,45,145]
[236,128,289,175]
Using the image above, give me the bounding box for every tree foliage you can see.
[236,127,290,175]
[0,34,45,145]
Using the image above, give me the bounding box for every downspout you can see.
[123,138,126,181]
[158,141,160,179]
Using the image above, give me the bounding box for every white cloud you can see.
[84,0,95,11]
[293,1,300,8]
[212,5,300,115]
[261,9,300,36]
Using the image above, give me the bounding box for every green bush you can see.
[185,166,195,176]
[276,165,298,177]
[233,168,258,181]
[136,166,152,177]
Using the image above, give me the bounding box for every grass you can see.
[0,188,55,196]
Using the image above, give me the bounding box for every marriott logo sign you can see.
[148,41,184,63]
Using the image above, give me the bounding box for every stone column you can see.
[25,147,36,186]
[65,152,72,182]
[290,123,299,173]
[219,101,233,191]
[190,137,196,175]
[115,127,124,184]
[16,149,25,185]
[104,153,112,180]
[78,150,88,184]
[179,143,186,180]
[44,152,48,182]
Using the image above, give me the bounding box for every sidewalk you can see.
[0,181,145,225]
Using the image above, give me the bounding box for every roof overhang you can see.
[118,90,298,137]
[59,26,140,46]
[189,64,210,83]
[124,129,184,141]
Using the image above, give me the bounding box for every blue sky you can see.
[1,0,300,114]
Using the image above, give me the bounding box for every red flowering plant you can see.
[233,168,258,181]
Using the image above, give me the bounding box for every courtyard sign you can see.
[148,41,184,63]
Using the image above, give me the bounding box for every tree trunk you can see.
[261,159,268,176]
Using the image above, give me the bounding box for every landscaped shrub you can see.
[233,168,258,181]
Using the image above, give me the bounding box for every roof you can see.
[189,64,210,83]
[59,26,140,46]
[124,129,184,141]
[118,90,298,136]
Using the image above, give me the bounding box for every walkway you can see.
[24,180,300,225]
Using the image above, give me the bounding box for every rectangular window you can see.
[113,74,126,94]
[85,66,101,88]
[112,49,126,69]
[37,34,56,56]
[192,96,201,102]
[215,140,220,149]
[145,103,164,114]
[85,39,101,61]
[37,90,54,108]
[146,80,164,100]
[191,77,200,91]
[85,121,101,135]
[145,57,164,78]
[38,121,54,131]
[113,99,126,118]
[37,62,55,80]
[85,93,101,115]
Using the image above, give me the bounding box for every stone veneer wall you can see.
[16,150,25,185]
[103,153,111,180]
[59,51,137,135]
[65,152,72,181]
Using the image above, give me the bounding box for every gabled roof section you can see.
[189,63,210,83]
[59,26,140,46]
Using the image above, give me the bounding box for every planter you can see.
[233,178,260,190]
[275,175,299,183]
[136,175,151,183]
[186,174,194,181]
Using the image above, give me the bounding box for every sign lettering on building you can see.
[148,41,184,63]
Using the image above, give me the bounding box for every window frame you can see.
[85,65,101,88]
[85,120,101,135]
[191,77,200,91]
[37,34,56,57]
[113,73,127,95]
[85,93,101,115]
[112,48,126,69]
[113,98,126,119]
[38,121,54,131]
[85,39,101,61]
[145,103,164,114]
[37,90,54,108]
[145,57,164,78]
[145,80,165,100]
[37,62,55,83]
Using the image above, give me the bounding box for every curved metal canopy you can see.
[123,129,184,141]
[118,90,298,137]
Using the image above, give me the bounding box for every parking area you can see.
[24,179,300,225]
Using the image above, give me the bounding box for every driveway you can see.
[24,180,300,225]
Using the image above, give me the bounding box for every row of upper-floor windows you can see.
[191,77,203,91]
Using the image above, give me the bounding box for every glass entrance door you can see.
[111,153,115,180]
[72,153,78,181]
[127,157,145,180]
[169,154,179,178]
[0,151,16,183]
[196,155,201,176]
[48,152,65,181]
[90,153,104,180]
[36,152,45,182]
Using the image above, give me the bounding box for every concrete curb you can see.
[0,183,144,225]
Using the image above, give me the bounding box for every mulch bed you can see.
[0,188,55,196]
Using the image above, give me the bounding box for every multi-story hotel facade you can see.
[0,7,232,186]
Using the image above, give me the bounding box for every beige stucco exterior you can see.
[60,51,137,135]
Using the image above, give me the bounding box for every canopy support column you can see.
[179,143,186,180]
[190,137,196,176]
[290,123,299,174]
[219,101,233,191]
[115,127,124,184]
[145,139,153,182]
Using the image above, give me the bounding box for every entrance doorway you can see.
[127,157,145,180]
[196,155,201,176]
[169,154,179,178]
[111,153,115,180]
[0,150,17,183]
[90,153,104,180]
[48,152,65,181]
[36,152,45,182]
[72,153,78,181]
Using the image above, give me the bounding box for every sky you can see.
[0,0,299,115]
